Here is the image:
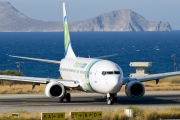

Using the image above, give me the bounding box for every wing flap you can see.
[57,80,79,87]
[0,75,79,88]
[0,75,48,83]
[9,55,60,64]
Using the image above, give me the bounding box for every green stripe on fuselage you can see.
[85,60,101,92]
[64,21,70,51]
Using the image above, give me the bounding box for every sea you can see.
[0,32,180,78]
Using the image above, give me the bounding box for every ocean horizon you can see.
[0,32,180,78]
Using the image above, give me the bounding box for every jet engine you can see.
[125,80,145,98]
[45,82,65,98]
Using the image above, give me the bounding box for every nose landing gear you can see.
[106,93,117,105]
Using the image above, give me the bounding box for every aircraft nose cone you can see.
[109,78,119,86]
[107,77,121,93]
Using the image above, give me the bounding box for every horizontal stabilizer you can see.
[9,55,60,64]
[93,53,118,59]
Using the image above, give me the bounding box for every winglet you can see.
[63,2,76,58]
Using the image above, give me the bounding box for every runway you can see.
[0,91,179,113]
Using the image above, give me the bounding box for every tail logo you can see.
[64,15,70,56]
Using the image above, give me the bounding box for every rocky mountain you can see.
[0,2,62,32]
[0,2,172,32]
[71,10,172,32]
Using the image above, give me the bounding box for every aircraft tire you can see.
[114,97,117,102]
[66,93,71,102]
[107,98,114,105]
[59,97,64,103]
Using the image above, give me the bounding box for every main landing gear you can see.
[106,93,117,105]
[59,93,71,102]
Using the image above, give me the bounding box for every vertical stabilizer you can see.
[63,3,76,58]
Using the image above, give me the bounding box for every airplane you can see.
[0,2,180,105]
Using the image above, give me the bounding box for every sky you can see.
[1,0,180,30]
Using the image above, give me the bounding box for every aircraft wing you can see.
[123,71,180,85]
[129,71,180,82]
[9,55,60,64]
[0,75,79,88]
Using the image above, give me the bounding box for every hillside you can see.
[0,2,172,32]
[0,2,62,32]
[70,9,172,32]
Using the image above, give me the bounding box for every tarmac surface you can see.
[0,91,179,113]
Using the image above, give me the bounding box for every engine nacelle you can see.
[45,82,65,98]
[125,80,145,98]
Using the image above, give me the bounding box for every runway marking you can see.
[0,91,179,114]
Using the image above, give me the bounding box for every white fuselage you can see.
[60,57,124,94]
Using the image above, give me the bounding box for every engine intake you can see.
[125,80,145,98]
[45,82,65,98]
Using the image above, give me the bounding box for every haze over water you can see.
[0,32,180,78]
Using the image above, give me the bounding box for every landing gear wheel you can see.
[59,97,64,103]
[66,93,71,102]
[114,97,117,102]
[106,93,117,105]
[107,98,114,105]
[59,93,71,103]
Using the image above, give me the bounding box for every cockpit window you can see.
[107,71,114,74]
[114,71,120,74]
[102,71,120,76]
[102,71,106,76]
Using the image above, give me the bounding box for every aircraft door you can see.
[89,71,97,84]
[94,71,97,83]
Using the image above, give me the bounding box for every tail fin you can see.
[63,3,76,58]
